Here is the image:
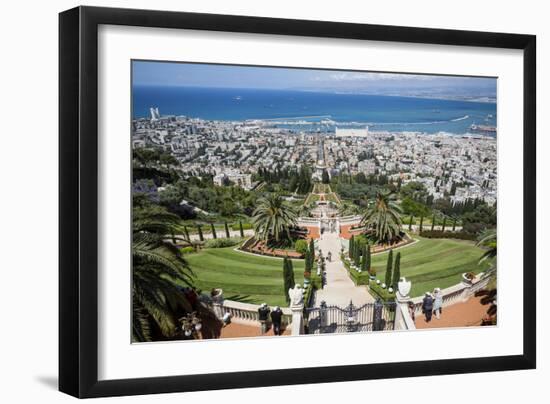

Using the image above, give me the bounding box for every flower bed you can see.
[239,238,304,259]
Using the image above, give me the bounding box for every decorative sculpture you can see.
[288,284,304,306]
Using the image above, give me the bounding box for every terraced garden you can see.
[186,247,305,307]
[368,237,491,297]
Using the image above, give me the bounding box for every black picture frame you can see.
[59,5,536,398]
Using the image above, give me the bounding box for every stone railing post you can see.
[211,288,224,319]
[289,284,305,335]
[290,304,304,335]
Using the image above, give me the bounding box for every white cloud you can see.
[314,72,435,82]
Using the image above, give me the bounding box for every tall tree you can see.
[385,249,393,287]
[354,240,361,266]
[392,252,401,288]
[361,244,368,272]
[431,214,436,231]
[132,205,195,342]
[477,229,497,263]
[210,223,217,239]
[349,235,355,260]
[408,215,413,231]
[283,256,296,303]
[252,194,297,243]
[419,215,424,232]
[239,220,245,238]
[442,217,447,232]
[361,191,403,244]
[224,221,230,238]
[197,225,204,241]
[365,242,371,272]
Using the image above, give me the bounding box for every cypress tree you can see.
[361,244,368,272]
[354,240,361,266]
[309,238,315,262]
[211,223,217,239]
[288,257,295,288]
[442,217,447,232]
[224,221,230,238]
[283,257,295,304]
[239,220,245,237]
[366,242,371,271]
[304,250,311,273]
[349,236,355,260]
[385,249,393,287]
[408,215,413,231]
[197,225,204,241]
[392,252,401,288]
[431,214,436,231]
[452,217,457,232]
[419,215,424,232]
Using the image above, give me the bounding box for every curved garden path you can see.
[313,230,374,307]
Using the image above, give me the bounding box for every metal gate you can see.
[305,300,396,334]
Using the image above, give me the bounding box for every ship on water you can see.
[469,123,497,135]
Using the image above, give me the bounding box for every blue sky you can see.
[132,60,496,99]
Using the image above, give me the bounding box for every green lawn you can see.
[186,247,305,306]
[369,237,490,297]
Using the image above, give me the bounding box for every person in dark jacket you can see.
[270,306,284,336]
[422,292,434,322]
[258,303,270,334]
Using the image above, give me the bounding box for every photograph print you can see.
[131,61,497,343]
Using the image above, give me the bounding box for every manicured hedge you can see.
[204,237,243,248]
[419,230,477,241]
[368,280,396,302]
[232,222,253,231]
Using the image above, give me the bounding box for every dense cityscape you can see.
[132,109,497,207]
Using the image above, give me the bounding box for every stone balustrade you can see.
[211,299,293,326]
[396,272,492,330]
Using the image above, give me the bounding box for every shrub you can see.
[179,246,195,254]
[232,222,253,231]
[204,237,242,248]
[369,280,396,302]
[295,239,309,256]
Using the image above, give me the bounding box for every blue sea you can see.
[132,86,497,135]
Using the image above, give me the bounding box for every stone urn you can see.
[210,288,224,305]
[397,277,412,298]
[462,272,476,286]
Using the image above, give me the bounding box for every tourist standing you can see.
[271,306,283,336]
[327,251,332,262]
[408,301,416,322]
[258,303,270,334]
[433,288,443,319]
[422,292,434,322]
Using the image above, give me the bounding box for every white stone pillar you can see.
[290,304,304,336]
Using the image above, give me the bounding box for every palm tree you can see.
[476,229,497,264]
[476,229,497,325]
[338,202,361,216]
[361,191,403,244]
[252,194,297,243]
[132,205,195,342]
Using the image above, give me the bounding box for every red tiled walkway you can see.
[220,322,291,339]
[414,296,493,329]
[306,226,320,240]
